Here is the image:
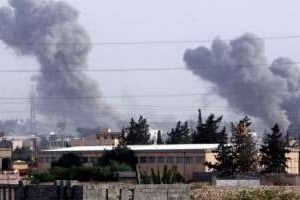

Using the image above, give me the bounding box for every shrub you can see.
[224,189,300,200]
[141,165,184,184]
[30,172,54,184]
[49,167,72,180]
[30,163,133,183]
[51,153,81,168]
[109,161,133,172]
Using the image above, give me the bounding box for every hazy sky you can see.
[0,0,299,129]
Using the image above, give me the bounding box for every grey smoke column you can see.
[0,0,118,128]
[184,33,300,130]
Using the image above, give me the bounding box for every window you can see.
[167,156,175,164]
[185,156,194,164]
[140,156,147,163]
[157,157,166,163]
[196,155,204,164]
[39,157,44,163]
[90,157,97,163]
[176,156,183,163]
[81,157,89,163]
[148,156,156,163]
[51,157,57,162]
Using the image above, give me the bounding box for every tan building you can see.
[13,160,29,176]
[71,129,121,147]
[286,147,299,174]
[95,129,121,146]
[37,144,300,181]
[38,144,218,181]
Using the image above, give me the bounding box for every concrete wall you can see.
[0,182,189,200]
[4,183,300,200]
[82,183,190,200]
[0,182,83,200]
[213,178,261,186]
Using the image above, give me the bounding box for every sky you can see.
[0,0,299,130]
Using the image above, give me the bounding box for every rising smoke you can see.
[184,33,300,131]
[0,0,118,129]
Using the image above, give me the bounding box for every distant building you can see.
[13,160,29,176]
[70,137,99,147]
[95,128,121,146]
[71,128,121,147]
[3,135,38,150]
[149,128,160,144]
[0,139,12,171]
[48,132,72,149]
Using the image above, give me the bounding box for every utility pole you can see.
[30,83,36,135]
[30,82,38,164]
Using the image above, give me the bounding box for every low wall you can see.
[0,182,189,200]
[3,183,300,200]
[0,182,83,200]
[82,183,190,200]
[213,178,261,186]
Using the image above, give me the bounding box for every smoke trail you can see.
[184,33,300,130]
[0,0,118,129]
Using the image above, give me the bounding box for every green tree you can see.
[231,116,258,175]
[192,109,226,144]
[166,121,192,144]
[206,128,234,177]
[157,130,163,144]
[98,145,137,169]
[51,153,82,168]
[12,146,32,161]
[122,116,150,145]
[260,124,290,173]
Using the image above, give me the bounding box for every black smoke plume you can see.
[184,33,300,130]
[0,0,118,129]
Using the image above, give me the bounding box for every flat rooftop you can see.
[42,144,219,153]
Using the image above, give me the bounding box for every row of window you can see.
[138,155,204,164]
[39,155,205,165]
[39,157,57,163]
[39,156,98,164]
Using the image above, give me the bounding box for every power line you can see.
[0,93,213,100]
[0,61,299,73]
[0,67,185,73]
[3,35,300,46]
[1,90,300,100]
[90,35,300,45]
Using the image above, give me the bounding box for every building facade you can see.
[71,129,121,147]
[38,144,218,181]
[38,144,300,181]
